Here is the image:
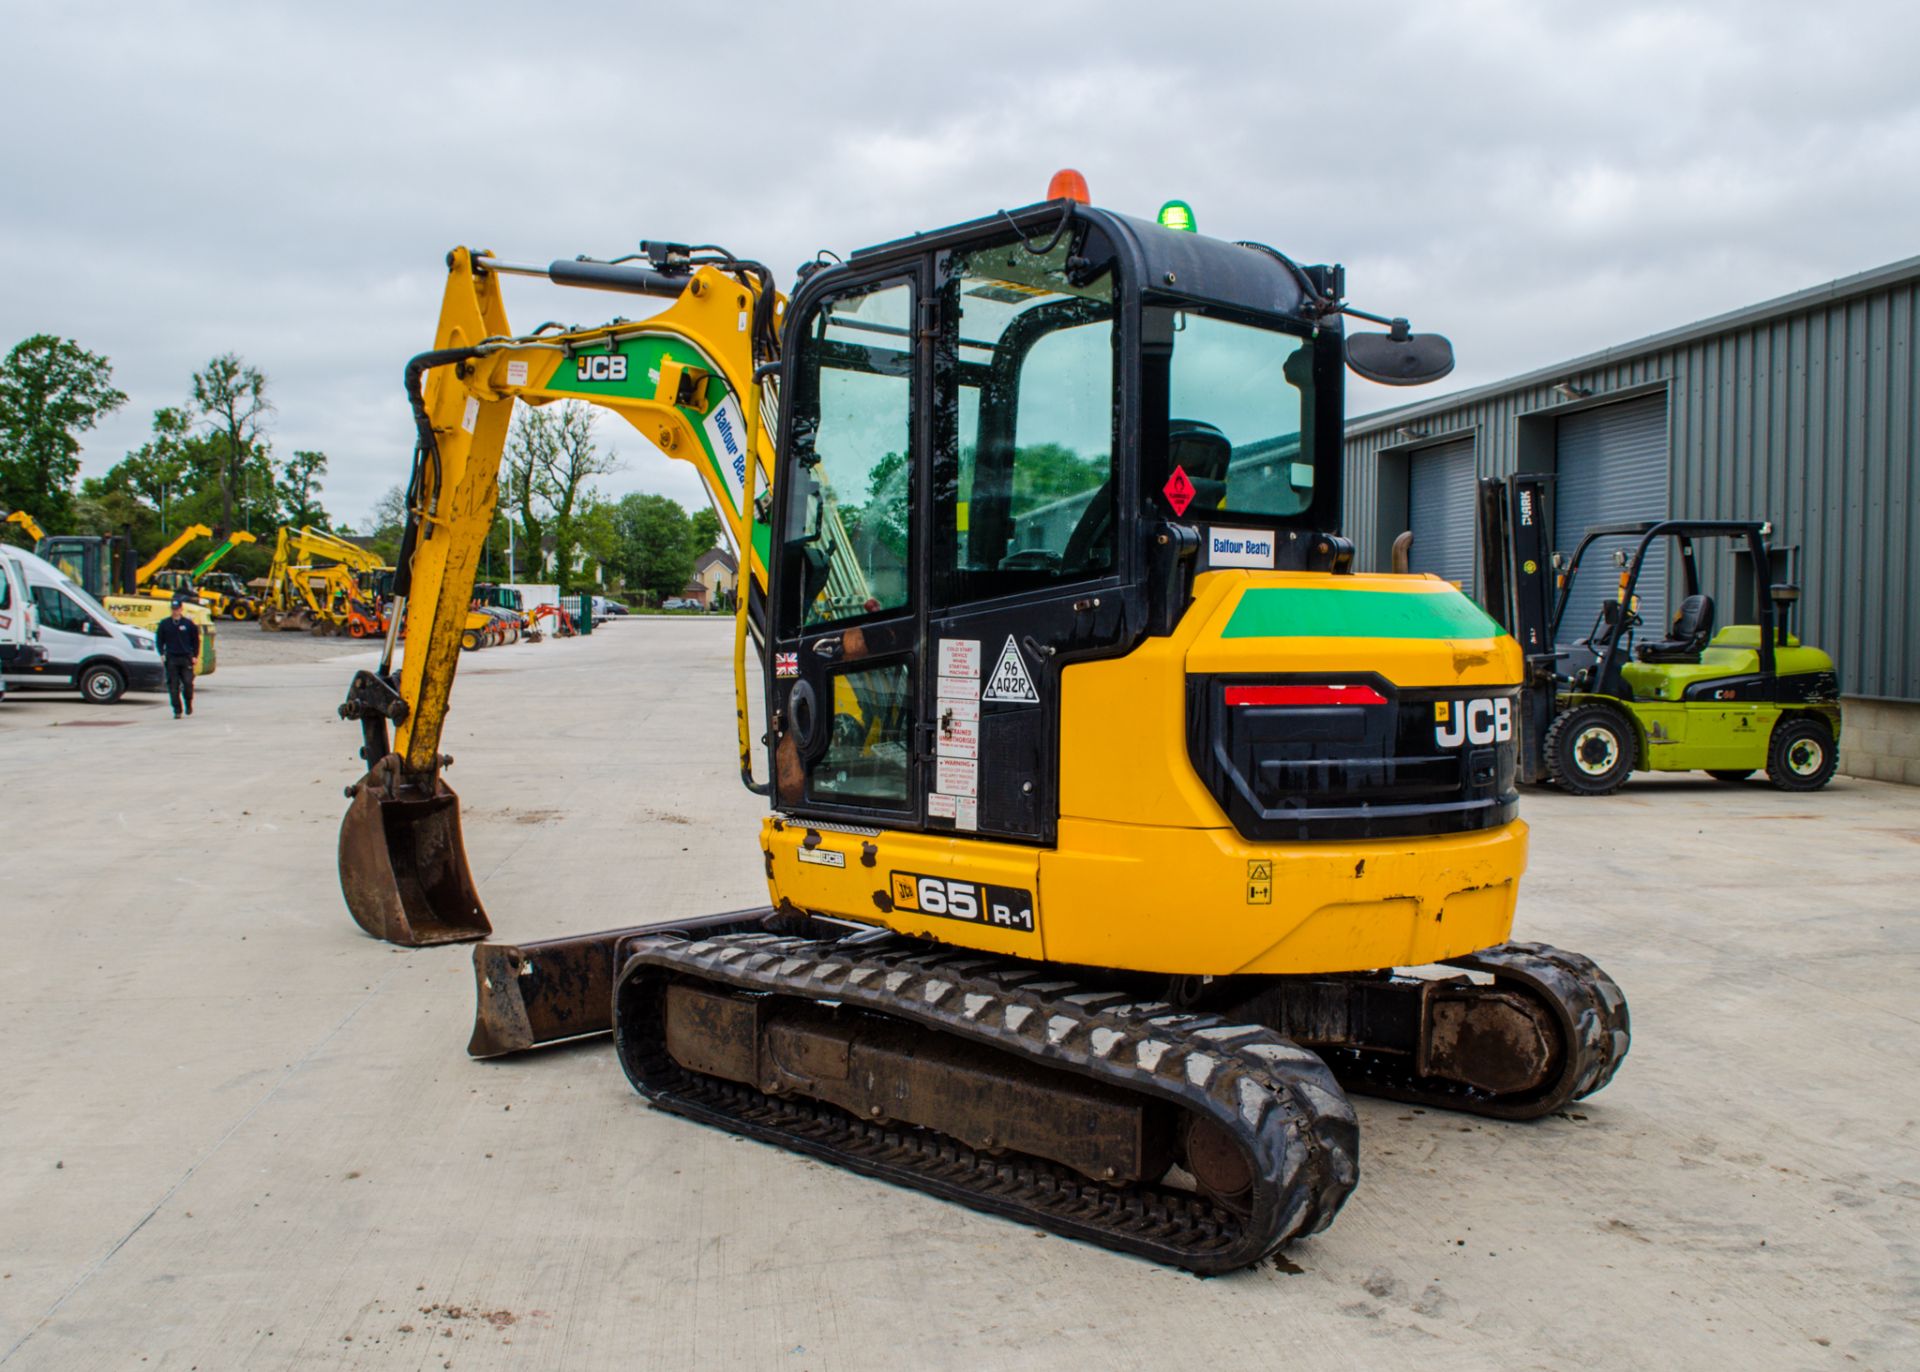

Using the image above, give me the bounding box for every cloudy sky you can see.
[3,0,1916,527]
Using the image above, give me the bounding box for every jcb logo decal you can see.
[1435,697,1512,748]
[890,871,1035,933]
[577,354,628,382]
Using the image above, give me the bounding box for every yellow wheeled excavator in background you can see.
[337,181,1629,1274]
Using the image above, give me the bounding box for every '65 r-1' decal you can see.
[889,871,1035,934]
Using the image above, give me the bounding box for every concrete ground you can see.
[2,622,1915,1371]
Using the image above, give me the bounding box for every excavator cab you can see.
[766,207,1347,839]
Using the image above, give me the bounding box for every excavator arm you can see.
[4,509,47,544]
[188,530,258,580]
[338,244,783,944]
[135,524,214,588]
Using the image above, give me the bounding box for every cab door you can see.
[769,266,928,829]
[923,234,1132,844]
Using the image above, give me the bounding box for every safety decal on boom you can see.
[982,635,1039,703]
[889,871,1036,933]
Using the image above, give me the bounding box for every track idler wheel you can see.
[338,755,491,946]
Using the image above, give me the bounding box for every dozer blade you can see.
[338,769,491,946]
[468,909,775,1058]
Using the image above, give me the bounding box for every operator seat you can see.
[1061,420,1232,572]
[1636,593,1715,663]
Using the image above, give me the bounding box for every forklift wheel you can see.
[1706,769,1753,783]
[1544,703,1634,796]
[1766,716,1837,792]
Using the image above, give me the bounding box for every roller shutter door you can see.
[1554,395,1668,643]
[1407,438,1477,597]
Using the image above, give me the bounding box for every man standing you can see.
[155,597,200,719]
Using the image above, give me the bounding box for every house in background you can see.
[537,534,609,588]
[684,546,738,609]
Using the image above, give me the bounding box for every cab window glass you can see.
[1165,311,1315,517]
[942,241,1114,601]
[783,280,914,630]
[807,662,912,808]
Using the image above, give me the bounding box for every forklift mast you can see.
[1477,473,1559,783]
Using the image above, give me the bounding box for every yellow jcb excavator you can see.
[337,182,1629,1274]
[259,526,392,634]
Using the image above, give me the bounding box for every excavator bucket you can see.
[338,767,491,946]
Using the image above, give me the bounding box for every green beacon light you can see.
[1157,199,1197,233]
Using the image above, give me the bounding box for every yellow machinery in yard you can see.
[259,526,392,635]
[151,530,261,619]
[336,183,1629,1273]
[4,510,46,544]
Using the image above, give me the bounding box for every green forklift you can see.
[1477,474,1841,795]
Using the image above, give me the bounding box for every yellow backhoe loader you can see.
[337,183,1629,1274]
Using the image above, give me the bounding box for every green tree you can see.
[613,492,698,603]
[501,405,554,579]
[364,484,406,563]
[689,506,723,554]
[574,495,624,587]
[190,353,272,532]
[107,406,195,535]
[281,449,329,528]
[0,334,128,525]
[539,404,620,588]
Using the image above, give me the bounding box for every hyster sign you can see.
[1207,527,1276,569]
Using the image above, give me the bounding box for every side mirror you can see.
[1345,330,1456,386]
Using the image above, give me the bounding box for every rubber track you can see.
[613,933,1360,1274]
[1318,940,1631,1120]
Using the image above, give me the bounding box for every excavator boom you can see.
[135,524,214,588]
[189,530,258,579]
[338,245,784,944]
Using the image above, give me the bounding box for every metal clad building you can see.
[1342,254,1920,782]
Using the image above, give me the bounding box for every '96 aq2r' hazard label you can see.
[889,871,1036,933]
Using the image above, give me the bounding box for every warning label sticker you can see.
[1246,859,1273,905]
[937,675,978,701]
[982,636,1039,704]
[506,359,530,387]
[937,701,979,760]
[927,792,957,819]
[936,757,977,798]
[938,638,981,679]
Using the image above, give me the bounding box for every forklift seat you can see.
[1636,594,1715,663]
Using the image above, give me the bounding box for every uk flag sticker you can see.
[775,651,799,678]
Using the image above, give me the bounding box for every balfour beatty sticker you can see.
[1207,527,1277,569]
[701,396,750,514]
[982,636,1038,703]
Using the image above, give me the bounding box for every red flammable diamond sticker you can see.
[1163,465,1196,516]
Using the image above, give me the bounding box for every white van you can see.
[1,545,165,703]
[0,546,49,702]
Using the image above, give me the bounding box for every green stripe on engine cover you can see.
[1223,586,1507,639]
